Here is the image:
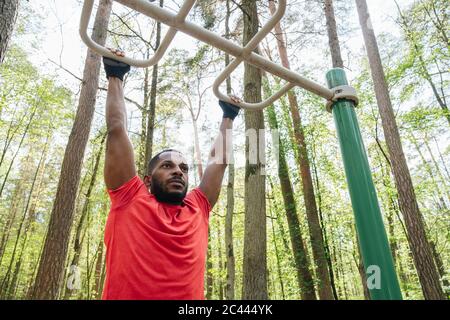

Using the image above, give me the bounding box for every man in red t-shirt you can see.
[100,50,240,300]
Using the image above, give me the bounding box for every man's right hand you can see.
[219,95,241,121]
[103,49,130,81]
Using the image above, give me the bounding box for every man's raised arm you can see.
[199,99,240,208]
[103,52,136,190]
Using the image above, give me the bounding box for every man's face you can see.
[145,151,189,204]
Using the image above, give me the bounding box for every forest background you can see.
[0,0,448,300]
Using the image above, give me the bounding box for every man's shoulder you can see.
[185,187,211,213]
[185,187,204,200]
[108,175,150,209]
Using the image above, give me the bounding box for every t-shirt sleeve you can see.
[189,188,212,219]
[107,175,146,209]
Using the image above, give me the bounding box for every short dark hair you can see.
[147,149,182,175]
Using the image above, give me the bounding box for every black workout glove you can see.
[219,100,241,120]
[103,56,130,81]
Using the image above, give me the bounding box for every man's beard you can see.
[151,178,187,205]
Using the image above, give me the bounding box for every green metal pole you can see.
[326,68,402,300]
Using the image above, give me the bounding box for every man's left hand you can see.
[219,95,241,120]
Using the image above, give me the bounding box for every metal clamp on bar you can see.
[79,0,196,68]
[212,0,288,110]
[326,85,359,113]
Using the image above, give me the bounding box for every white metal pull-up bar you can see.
[80,0,357,110]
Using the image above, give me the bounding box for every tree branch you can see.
[48,59,144,110]
[111,12,155,50]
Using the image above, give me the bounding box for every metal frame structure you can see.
[80,0,342,109]
[79,0,403,300]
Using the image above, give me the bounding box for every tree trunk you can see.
[265,102,317,300]
[143,0,164,171]
[138,58,150,176]
[241,0,267,300]
[269,0,334,300]
[328,219,341,298]
[223,0,236,301]
[29,0,113,299]
[85,235,100,300]
[430,241,450,298]
[323,0,344,68]
[357,255,370,299]
[0,0,19,63]
[192,117,203,180]
[224,162,236,300]
[356,0,445,300]
[217,221,224,300]
[64,133,106,299]
[268,192,285,300]
[268,179,291,255]
[336,236,348,299]
[93,238,105,300]
[309,142,339,299]
[206,229,213,300]
[95,201,109,299]
[355,235,371,300]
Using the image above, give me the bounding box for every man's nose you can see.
[171,167,183,176]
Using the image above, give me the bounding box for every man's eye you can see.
[162,164,170,168]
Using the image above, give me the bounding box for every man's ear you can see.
[144,175,152,189]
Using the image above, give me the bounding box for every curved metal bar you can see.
[212,0,289,109]
[79,0,196,68]
[80,0,335,108]
[215,82,296,110]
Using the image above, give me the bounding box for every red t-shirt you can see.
[102,175,211,300]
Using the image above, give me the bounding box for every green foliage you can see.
[0,0,448,301]
[194,0,218,30]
